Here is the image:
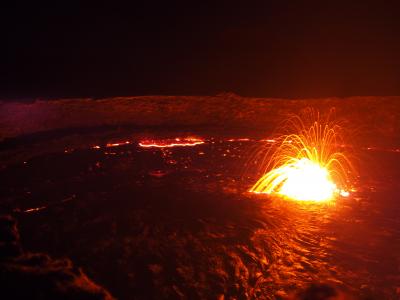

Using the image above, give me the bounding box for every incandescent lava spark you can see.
[250,109,353,202]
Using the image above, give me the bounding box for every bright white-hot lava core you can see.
[252,158,337,201]
[250,109,353,202]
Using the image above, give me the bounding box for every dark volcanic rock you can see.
[0,215,114,300]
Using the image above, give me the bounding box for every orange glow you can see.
[260,138,277,143]
[227,138,250,142]
[24,206,47,213]
[106,141,131,147]
[250,109,353,202]
[252,158,337,201]
[138,137,205,148]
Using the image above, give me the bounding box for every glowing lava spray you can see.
[250,109,354,202]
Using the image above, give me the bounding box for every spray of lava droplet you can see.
[250,109,354,202]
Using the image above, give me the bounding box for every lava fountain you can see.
[250,109,354,202]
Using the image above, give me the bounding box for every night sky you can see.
[1,2,400,99]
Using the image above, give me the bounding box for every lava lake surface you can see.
[1,126,399,299]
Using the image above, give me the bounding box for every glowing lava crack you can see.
[138,137,205,148]
[250,109,353,202]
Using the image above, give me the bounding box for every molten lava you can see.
[106,141,131,147]
[252,158,337,201]
[138,137,205,148]
[250,109,353,202]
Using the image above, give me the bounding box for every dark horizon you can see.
[1,2,400,100]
